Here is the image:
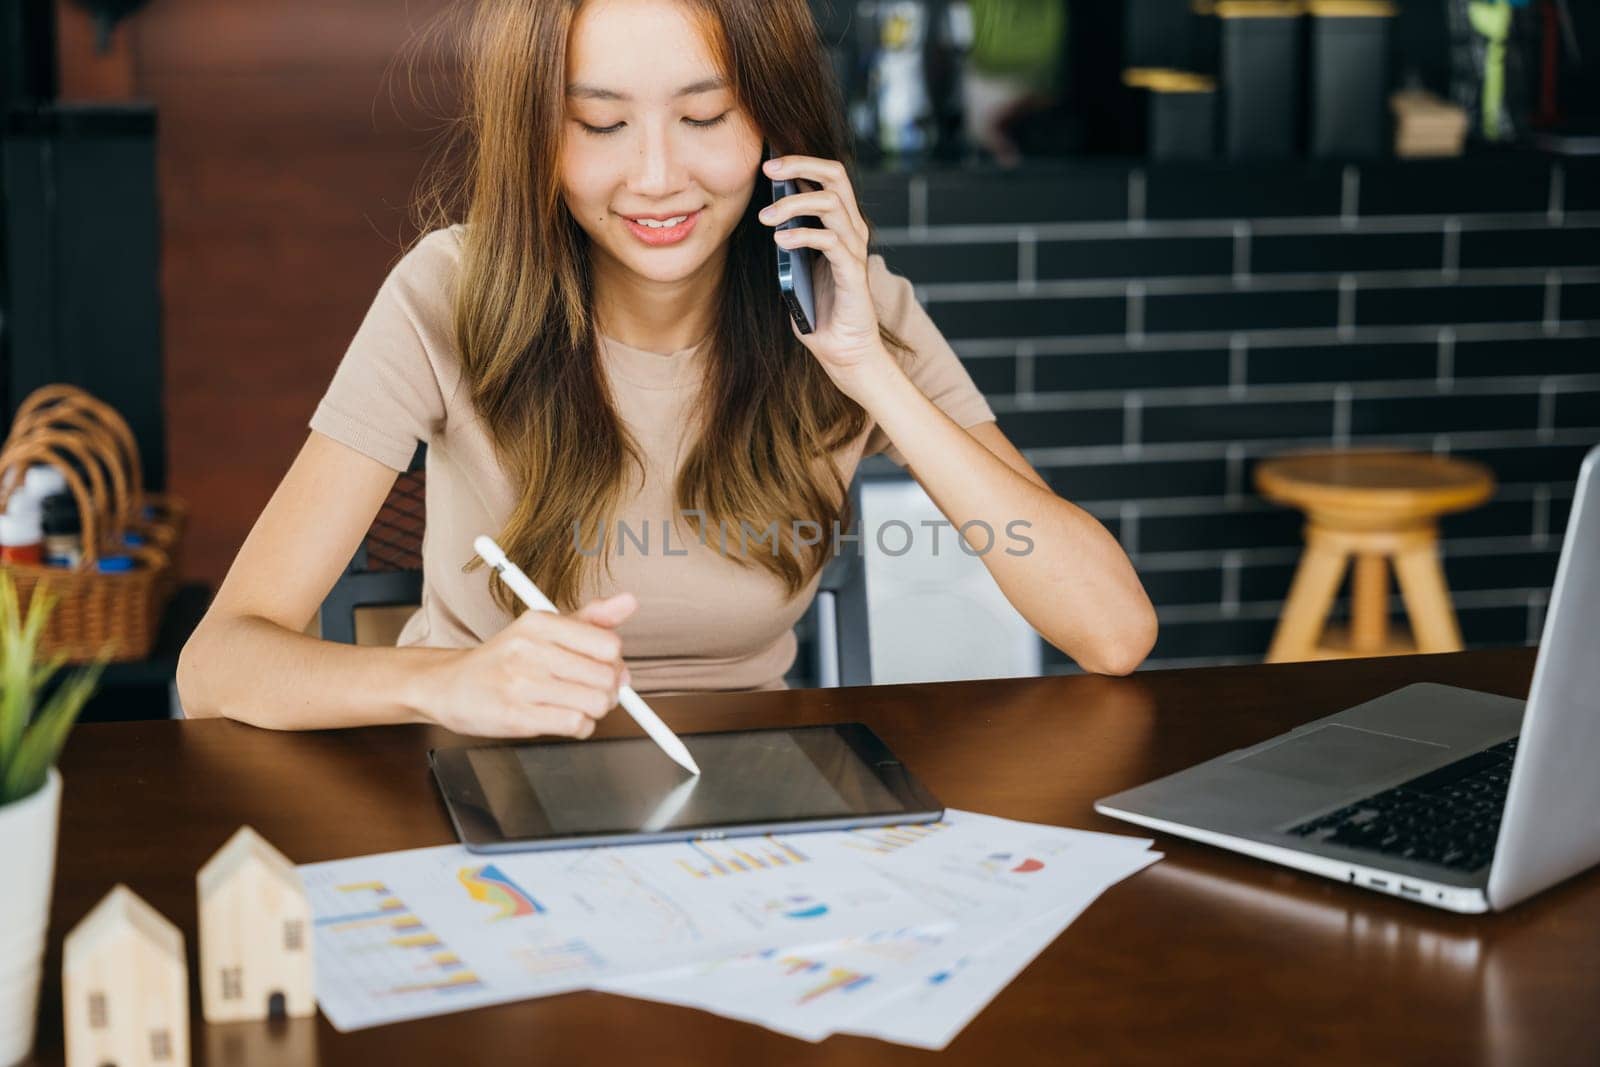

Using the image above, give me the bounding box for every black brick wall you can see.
[855,153,1600,672]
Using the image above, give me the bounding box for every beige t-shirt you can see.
[309,224,996,695]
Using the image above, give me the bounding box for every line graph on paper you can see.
[562,850,708,947]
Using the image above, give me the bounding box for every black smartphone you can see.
[764,141,822,334]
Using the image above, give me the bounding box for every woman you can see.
[176,0,1155,736]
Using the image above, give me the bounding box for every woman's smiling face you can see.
[560,0,763,285]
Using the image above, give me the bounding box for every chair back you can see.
[318,443,426,646]
[838,465,1042,685]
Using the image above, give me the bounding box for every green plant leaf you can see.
[29,648,69,694]
[21,577,58,653]
[0,653,107,804]
[0,574,29,769]
[0,573,109,806]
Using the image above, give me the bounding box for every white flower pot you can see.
[0,769,62,1067]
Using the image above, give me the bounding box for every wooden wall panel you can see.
[105,0,457,584]
[55,2,136,99]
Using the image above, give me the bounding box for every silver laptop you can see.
[1096,444,1600,913]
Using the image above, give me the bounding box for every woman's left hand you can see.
[758,154,896,400]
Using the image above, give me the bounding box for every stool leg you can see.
[1350,553,1390,654]
[1268,542,1349,663]
[1393,539,1463,653]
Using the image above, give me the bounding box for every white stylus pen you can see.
[473,535,701,776]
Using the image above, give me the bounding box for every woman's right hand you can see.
[412,592,638,738]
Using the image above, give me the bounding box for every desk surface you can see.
[25,647,1599,1066]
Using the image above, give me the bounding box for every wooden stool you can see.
[1256,449,1495,663]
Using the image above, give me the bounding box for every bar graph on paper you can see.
[305,855,623,1029]
[778,956,875,1004]
[512,938,607,978]
[309,878,485,1002]
[842,822,952,856]
[676,837,812,879]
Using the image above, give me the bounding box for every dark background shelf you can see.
[76,582,210,723]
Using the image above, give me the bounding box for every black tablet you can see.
[429,723,943,853]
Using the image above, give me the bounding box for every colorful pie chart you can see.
[985,852,1046,874]
[778,895,830,919]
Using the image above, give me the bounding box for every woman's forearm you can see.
[852,357,1157,675]
[175,613,455,730]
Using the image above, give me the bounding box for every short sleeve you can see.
[860,254,997,467]
[308,229,459,471]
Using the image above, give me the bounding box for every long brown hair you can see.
[415,0,910,615]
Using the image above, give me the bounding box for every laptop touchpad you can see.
[1233,725,1446,789]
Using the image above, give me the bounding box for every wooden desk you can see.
[24,648,1599,1066]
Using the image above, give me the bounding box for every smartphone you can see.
[766,142,822,334]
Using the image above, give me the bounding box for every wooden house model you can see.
[196,826,315,1022]
[62,883,190,1067]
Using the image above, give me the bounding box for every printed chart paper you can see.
[601,811,1160,1046]
[302,833,947,1031]
[300,810,1160,1043]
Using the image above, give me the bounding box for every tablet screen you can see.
[448,725,926,844]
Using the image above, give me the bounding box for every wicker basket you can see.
[0,386,182,662]
[4,385,187,584]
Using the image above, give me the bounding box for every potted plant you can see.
[0,575,110,1067]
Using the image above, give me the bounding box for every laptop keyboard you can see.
[1286,737,1518,872]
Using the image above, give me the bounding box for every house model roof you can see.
[198,825,301,898]
[64,884,184,973]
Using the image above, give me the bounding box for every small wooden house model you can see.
[196,826,315,1023]
[62,883,189,1067]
